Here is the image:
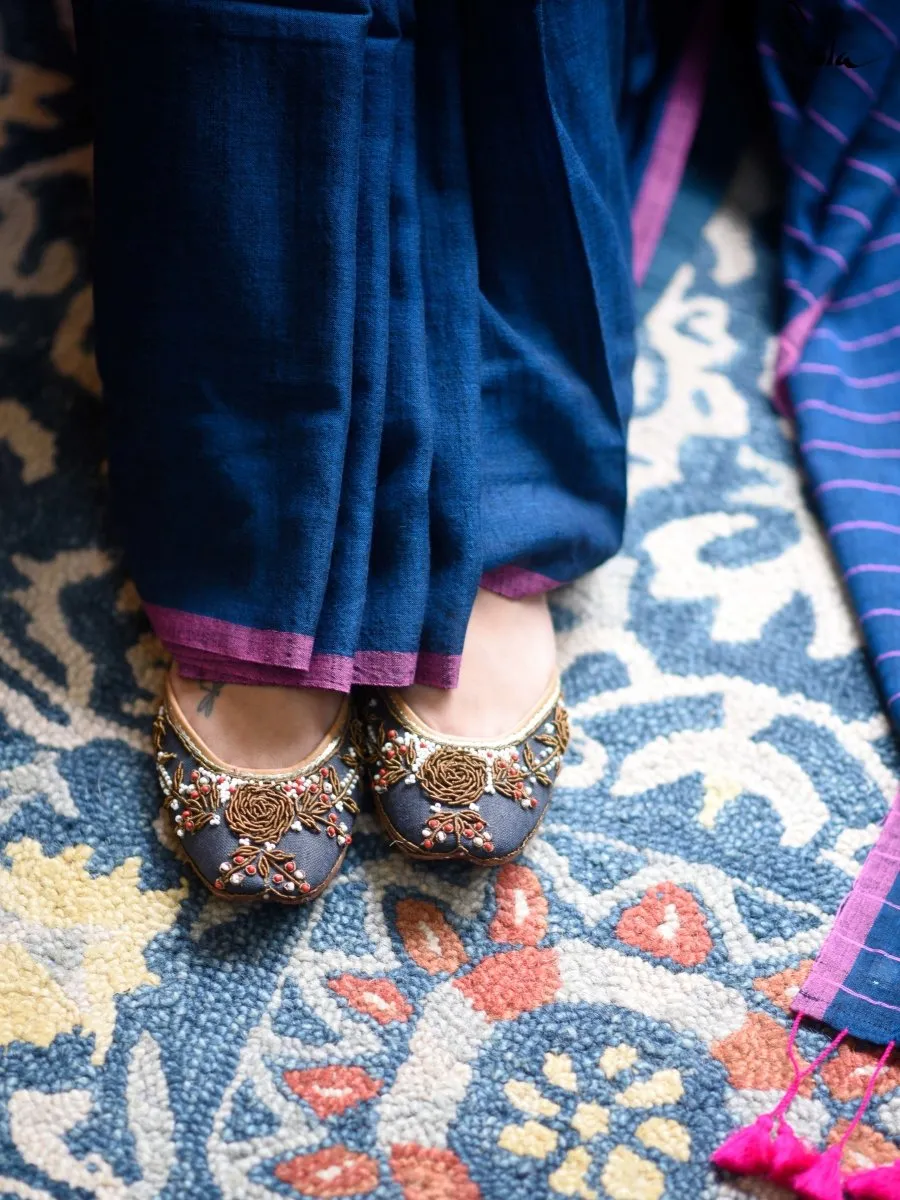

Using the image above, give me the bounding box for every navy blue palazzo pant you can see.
[74,0,636,689]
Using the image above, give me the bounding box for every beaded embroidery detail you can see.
[366,698,569,856]
[153,707,360,900]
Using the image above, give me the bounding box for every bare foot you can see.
[168,672,344,770]
[400,589,558,739]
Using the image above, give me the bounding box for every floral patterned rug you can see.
[2,6,900,1199]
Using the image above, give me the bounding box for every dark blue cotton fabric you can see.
[75,0,634,685]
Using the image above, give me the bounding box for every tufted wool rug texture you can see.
[2,6,900,1199]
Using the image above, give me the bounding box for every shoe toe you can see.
[154,704,361,903]
[365,690,568,864]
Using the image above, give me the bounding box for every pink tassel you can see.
[845,1162,900,1199]
[792,1145,844,1200]
[767,1119,820,1187]
[710,1016,850,1187]
[710,1114,776,1176]
[797,1040,898,1200]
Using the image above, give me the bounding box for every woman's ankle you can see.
[169,670,344,769]
[400,589,557,739]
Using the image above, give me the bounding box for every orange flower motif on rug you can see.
[616,882,713,968]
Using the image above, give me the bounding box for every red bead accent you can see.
[511,751,519,761]
[217,775,225,783]
[442,824,453,833]
[190,791,199,799]
[285,861,296,873]
[245,863,257,875]
[200,784,210,794]
[427,818,440,829]
[191,770,199,781]
[344,836,352,845]
[272,874,284,884]
[214,880,224,889]
[234,856,245,865]
[483,842,494,852]
[300,881,311,893]
[423,839,433,849]
[328,812,338,822]
[309,784,319,794]
[386,748,396,758]
[327,826,336,838]
[388,729,398,740]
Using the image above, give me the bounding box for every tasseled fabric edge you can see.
[709,1018,896,1198]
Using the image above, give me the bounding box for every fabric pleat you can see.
[76,0,634,690]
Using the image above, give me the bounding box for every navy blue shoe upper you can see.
[154,684,363,902]
[363,683,569,864]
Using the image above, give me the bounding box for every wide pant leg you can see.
[77,0,633,690]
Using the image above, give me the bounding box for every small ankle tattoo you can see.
[196,681,225,718]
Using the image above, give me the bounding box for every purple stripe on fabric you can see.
[806,107,849,144]
[480,565,561,599]
[831,277,900,311]
[846,0,898,47]
[774,294,831,414]
[144,603,315,671]
[835,930,900,964]
[873,109,900,132]
[845,564,900,578]
[816,478,900,496]
[785,278,819,305]
[888,691,900,707]
[631,0,716,286]
[757,40,778,58]
[802,439,900,458]
[846,157,899,190]
[831,520,900,535]
[803,439,900,458]
[795,366,900,388]
[811,323,900,350]
[797,399,900,421]
[783,225,848,270]
[835,983,900,1012]
[862,608,900,619]
[840,64,875,98]
[876,650,900,664]
[827,203,873,230]
[788,160,827,193]
[177,647,462,691]
[771,99,800,119]
[865,233,900,252]
[795,795,900,1022]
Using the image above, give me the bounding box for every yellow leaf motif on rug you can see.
[0,839,187,1063]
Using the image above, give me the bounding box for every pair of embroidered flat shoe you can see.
[153,675,570,904]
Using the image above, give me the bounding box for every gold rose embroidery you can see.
[418,747,488,808]
[226,783,297,843]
